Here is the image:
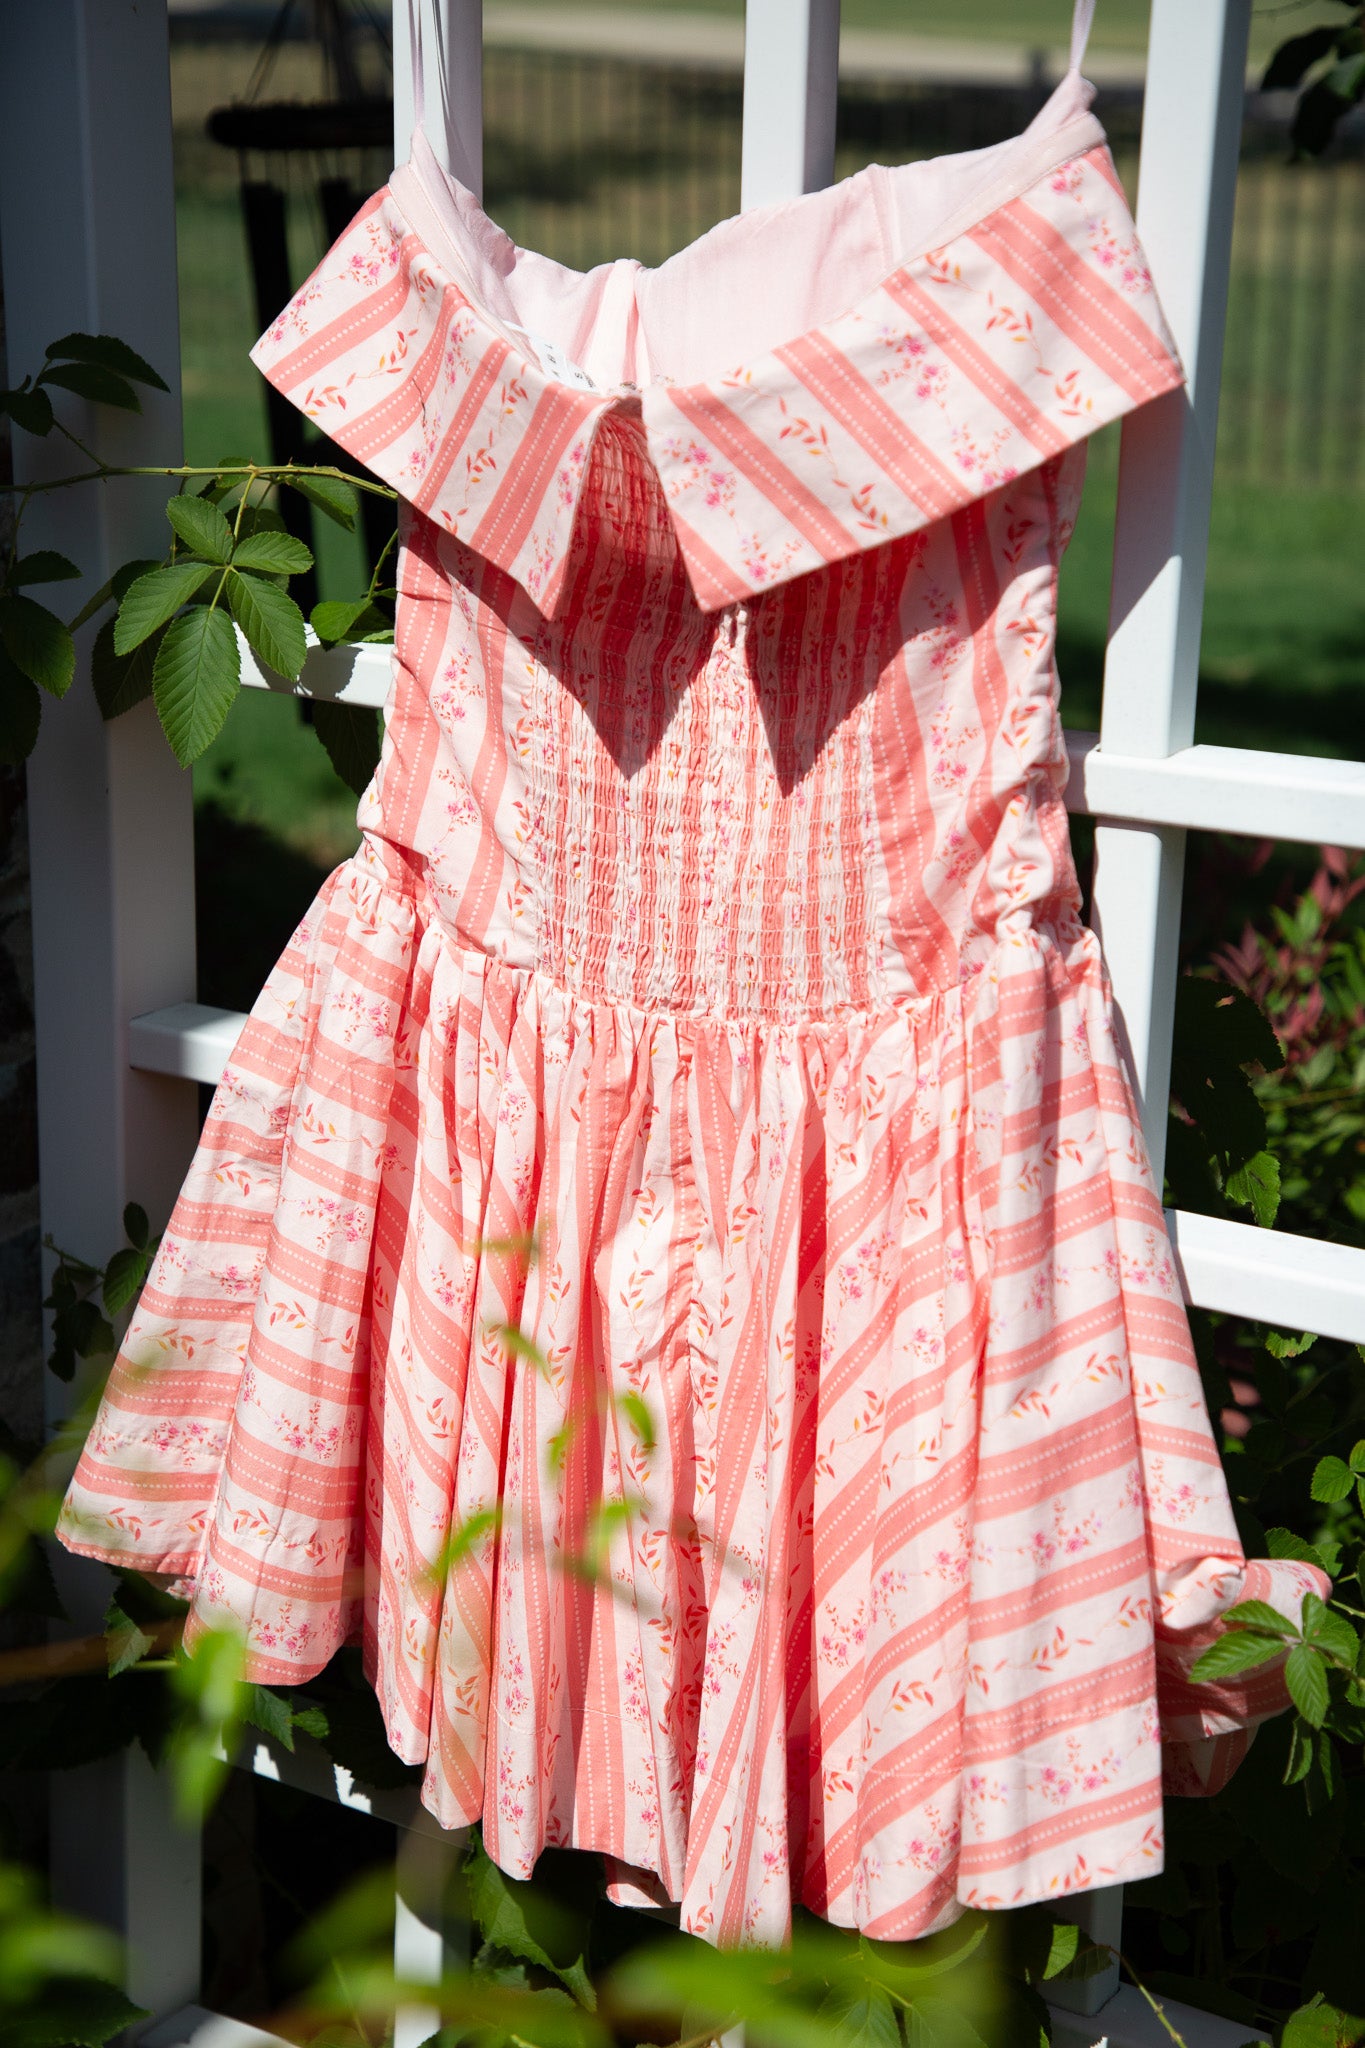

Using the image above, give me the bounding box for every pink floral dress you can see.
[60,66,1325,1946]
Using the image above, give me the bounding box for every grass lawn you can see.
[483,0,1351,68]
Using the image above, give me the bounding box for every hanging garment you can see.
[60,17,1326,1946]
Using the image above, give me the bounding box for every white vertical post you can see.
[388,12,482,2037]
[0,0,202,2018]
[1091,0,1251,1169]
[393,0,485,195]
[393,1824,469,2048]
[740,0,842,211]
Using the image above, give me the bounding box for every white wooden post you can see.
[1091,0,1252,1166]
[1056,0,1253,2022]
[0,0,202,2020]
[387,9,484,2032]
[740,0,842,211]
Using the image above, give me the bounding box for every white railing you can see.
[3,1,1359,2045]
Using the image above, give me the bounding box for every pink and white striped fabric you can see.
[60,69,1326,1945]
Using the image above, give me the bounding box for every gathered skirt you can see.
[59,844,1324,1944]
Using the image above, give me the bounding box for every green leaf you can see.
[101,1245,150,1319]
[311,596,385,645]
[166,494,234,565]
[91,617,161,721]
[114,562,216,655]
[1313,1456,1356,1505]
[230,530,314,575]
[0,655,42,766]
[11,551,80,587]
[0,384,54,435]
[44,331,169,391]
[1324,52,1365,100]
[0,595,75,697]
[1349,1440,1365,1474]
[1225,1148,1281,1228]
[225,570,306,680]
[1311,1606,1359,1668]
[1189,1627,1287,1684]
[152,604,240,765]
[464,1837,596,2010]
[38,361,140,411]
[1263,25,1343,90]
[1041,1918,1079,1978]
[68,557,159,634]
[1265,1329,1317,1361]
[818,1986,902,2048]
[123,1203,149,1250]
[311,699,382,798]
[105,1590,157,1678]
[288,471,358,529]
[243,1684,298,1752]
[1285,1642,1330,1727]
[0,1978,149,2048]
[1223,1599,1297,1637]
[1267,1525,1337,1576]
[1284,1715,1316,1785]
[1281,1995,1365,2048]
[291,1703,330,1742]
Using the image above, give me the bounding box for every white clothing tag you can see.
[512,324,599,392]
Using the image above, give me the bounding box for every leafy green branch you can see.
[0,330,396,796]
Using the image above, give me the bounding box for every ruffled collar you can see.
[253,76,1182,615]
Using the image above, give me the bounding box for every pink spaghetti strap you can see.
[1070,0,1097,72]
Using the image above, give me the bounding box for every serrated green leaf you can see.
[123,1203,149,1250]
[0,384,55,435]
[311,596,384,645]
[291,1703,330,1741]
[1281,1996,1365,2048]
[105,1593,156,1678]
[166,494,234,564]
[1284,1714,1316,1785]
[1285,1642,1330,1727]
[38,360,140,411]
[1265,1329,1317,1360]
[818,1985,901,2048]
[101,1245,150,1319]
[230,530,314,575]
[0,594,76,696]
[69,557,160,634]
[0,655,42,766]
[243,1684,298,1752]
[44,330,169,391]
[152,604,240,765]
[1225,1148,1281,1228]
[311,699,382,798]
[225,569,306,679]
[288,471,358,529]
[114,562,216,654]
[1224,1598,1297,1637]
[1041,1918,1079,1978]
[1189,1626,1287,1684]
[1312,1456,1355,1504]
[91,617,161,721]
[1312,1606,1359,1667]
[11,551,80,587]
